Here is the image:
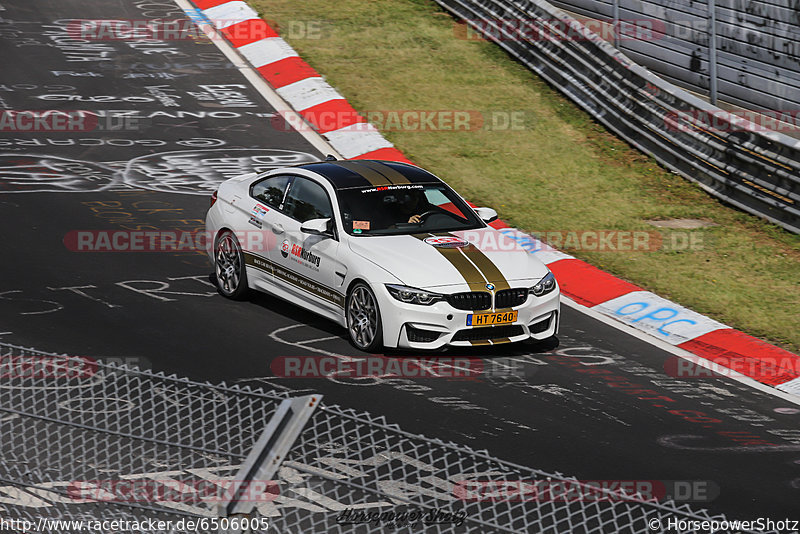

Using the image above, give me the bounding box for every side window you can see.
[251,175,291,209]
[284,177,333,223]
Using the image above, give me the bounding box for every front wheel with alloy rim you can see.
[214,230,249,299]
[346,282,383,352]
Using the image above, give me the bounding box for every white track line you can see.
[172,0,342,159]
[563,297,800,405]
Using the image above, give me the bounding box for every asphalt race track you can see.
[1,0,799,526]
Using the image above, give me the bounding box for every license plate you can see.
[466,310,518,326]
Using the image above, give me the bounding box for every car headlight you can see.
[530,272,557,296]
[385,284,443,305]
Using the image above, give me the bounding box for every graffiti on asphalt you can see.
[0,149,318,194]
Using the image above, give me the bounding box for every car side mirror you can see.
[474,207,498,223]
[300,218,332,236]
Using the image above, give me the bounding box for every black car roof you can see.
[294,160,443,190]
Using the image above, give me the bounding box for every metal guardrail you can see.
[549,0,800,113]
[0,341,765,533]
[435,0,800,233]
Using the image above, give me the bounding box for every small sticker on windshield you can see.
[353,221,370,230]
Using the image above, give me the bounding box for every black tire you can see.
[214,230,249,300]
[346,282,383,352]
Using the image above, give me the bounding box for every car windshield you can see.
[337,183,484,236]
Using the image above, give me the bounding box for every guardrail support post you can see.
[708,0,718,105]
[217,394,322,534]
[612,0,620,48]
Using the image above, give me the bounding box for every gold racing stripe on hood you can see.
[422,233,511,292]
[421,233,515,312]
[330,161,391,187]
[413,234,485,292]
[458,243,511,292]
[355,160,411,184]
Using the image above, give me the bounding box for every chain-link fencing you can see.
[0,341,765,533]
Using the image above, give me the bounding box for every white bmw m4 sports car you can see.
[206,158,560,351]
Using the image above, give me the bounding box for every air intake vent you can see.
[529,314,552,334]
[453,325,524,342]
[406,325,441,343]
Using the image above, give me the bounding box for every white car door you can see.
[268,176,346,315]
[240,174,292,286]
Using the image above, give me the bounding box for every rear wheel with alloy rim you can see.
[346,282,383,352]
[214,230,248,299]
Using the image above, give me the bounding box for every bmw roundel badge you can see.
[486,283,495,291]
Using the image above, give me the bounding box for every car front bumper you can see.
[377,284,561,350]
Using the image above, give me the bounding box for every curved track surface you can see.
[1,0,798,523]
